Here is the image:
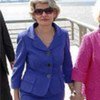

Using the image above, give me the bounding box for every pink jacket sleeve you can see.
[72,34,92,83]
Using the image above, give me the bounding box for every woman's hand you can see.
[70,91,84,100]
[70,81,84,100]
[14,89,20,100]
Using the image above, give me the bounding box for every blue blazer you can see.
[11,23,73,96]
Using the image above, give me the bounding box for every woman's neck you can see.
[36,25,55,35]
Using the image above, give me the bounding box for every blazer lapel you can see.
[27,24,48,51]
[33,36,48,51]
[49,24,63,50]
[26,23,63,51]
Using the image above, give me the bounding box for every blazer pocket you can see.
[49,76,64,94]
[20,73,36,93]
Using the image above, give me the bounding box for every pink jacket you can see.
[72,29,100,100]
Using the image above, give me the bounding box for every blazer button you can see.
[47,74,51,79]
[46,51,51,56]
[48,63,51,67]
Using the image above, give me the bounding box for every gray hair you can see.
[29,0,60,20]
[92,0,100,23]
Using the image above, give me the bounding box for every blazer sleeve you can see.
[0,11,15,62]
[72,35,92,83]
[11,33,27,89]
[62,31,73,83]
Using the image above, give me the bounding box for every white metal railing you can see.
[6,17,96,49]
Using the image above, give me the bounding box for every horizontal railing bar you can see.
[65,17,96,30]
[5,17,97,47]
[6,17,96,32]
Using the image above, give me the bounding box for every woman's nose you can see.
[42,12,47,16]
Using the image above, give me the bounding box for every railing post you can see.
[70,21,74,40]
[79,25,87,45]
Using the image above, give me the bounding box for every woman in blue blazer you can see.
[11,0,73,100]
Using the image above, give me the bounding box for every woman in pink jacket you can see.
[71,1,100,100]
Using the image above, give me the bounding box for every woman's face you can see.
[33,3,57,26]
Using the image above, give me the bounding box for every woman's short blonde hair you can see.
[29,0,60,20]
[92,0,100,23]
